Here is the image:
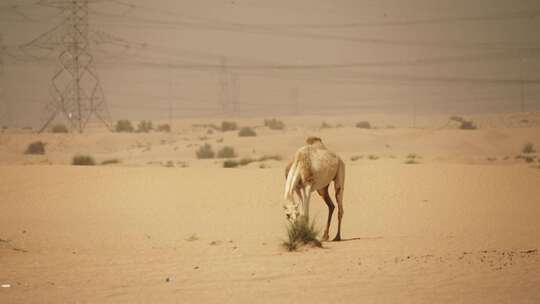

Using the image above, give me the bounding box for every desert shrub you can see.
[283,218,322,251]
[137,120,153,133]
[51,124,68,133]
[25,141,46,155]
[156,124,171,132]
[355,121,371,129]
[221,121,237,132]
[459,120,477,130]
[449,116,465,123]
[320,121,333,129]
[522,142,536,154]
[239,157,255,166]
[258,155,282,162]
[101,159,120,165]
[264,118,285,130]
[238,127,257,137]
[1,125,7,131]
[217,146,237,158]
[404,153,419,164]
[164,160,175,168]
[367,155,379,160]
[115,120,134,133]
[196,143,215,159]
[223,160,239,168]
[72,155,96,166]
[350,155,362,161]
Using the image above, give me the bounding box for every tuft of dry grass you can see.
[350,155,362,161]
[522,142,536,154]
[221,121,237,132]
[264,118,285,130]
[25,141,46,155]
[115,120,134,132]
[101,158,121,165]
[137,120,153,133]
[156,124,171,132]
[404,153,420,164]
[238,127,257,137]
[51,124,68,133]
[217,146,237,158]
[355,121,371,129]
[196,143,215,159]
[72,155,96,166]
[283,217,322,251]
[223,160,240,168]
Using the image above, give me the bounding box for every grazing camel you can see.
[283,137,345,241]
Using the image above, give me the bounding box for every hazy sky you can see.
[1,0,540,126]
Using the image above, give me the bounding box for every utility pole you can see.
[37,0,111,133]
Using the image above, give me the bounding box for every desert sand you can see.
[1,113,540,303]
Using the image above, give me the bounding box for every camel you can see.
[283,137,345,241]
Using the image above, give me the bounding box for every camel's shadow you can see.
[336,236,383,242]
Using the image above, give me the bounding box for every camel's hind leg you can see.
[333,160,345,241]
[333,184,344,241]
[318,186,335,241]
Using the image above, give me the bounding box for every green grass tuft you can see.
[283,217,322,251]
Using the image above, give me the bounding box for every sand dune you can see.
[1,114,540,302]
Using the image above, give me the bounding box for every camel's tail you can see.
[284,158,301,201]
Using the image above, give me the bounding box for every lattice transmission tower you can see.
[35,0,111,133]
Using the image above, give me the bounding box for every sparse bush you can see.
[164,160,174,167]
[459,120,477,130]
[72,155,96,166]
[115,120,134,133]
[223,160,239,168]
[283,218,322,251]
[320,121,333,129]
[355,121,371,129]
[101,159,120,165]
[25,141,46,155]
[449,116,464,123]
[217,146,237,158]
[258,155,282,162]
[51,124,68,133]
[367,155,379,160]
[264,118,285,130]
[221,121,237,132]
[404,153,419,164]
[137,120,153,133]
[238,127,257,137]
[239,157,255,166]
[522,142,536,154]
[196,143,215,159]
[156,124,171,132]
[350,155,362,161]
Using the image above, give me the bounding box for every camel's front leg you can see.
[301,184,312,221]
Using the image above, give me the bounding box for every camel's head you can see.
[305,136,322,145]
[283,203,300,223]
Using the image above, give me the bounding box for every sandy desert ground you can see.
[1,112,540,303]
